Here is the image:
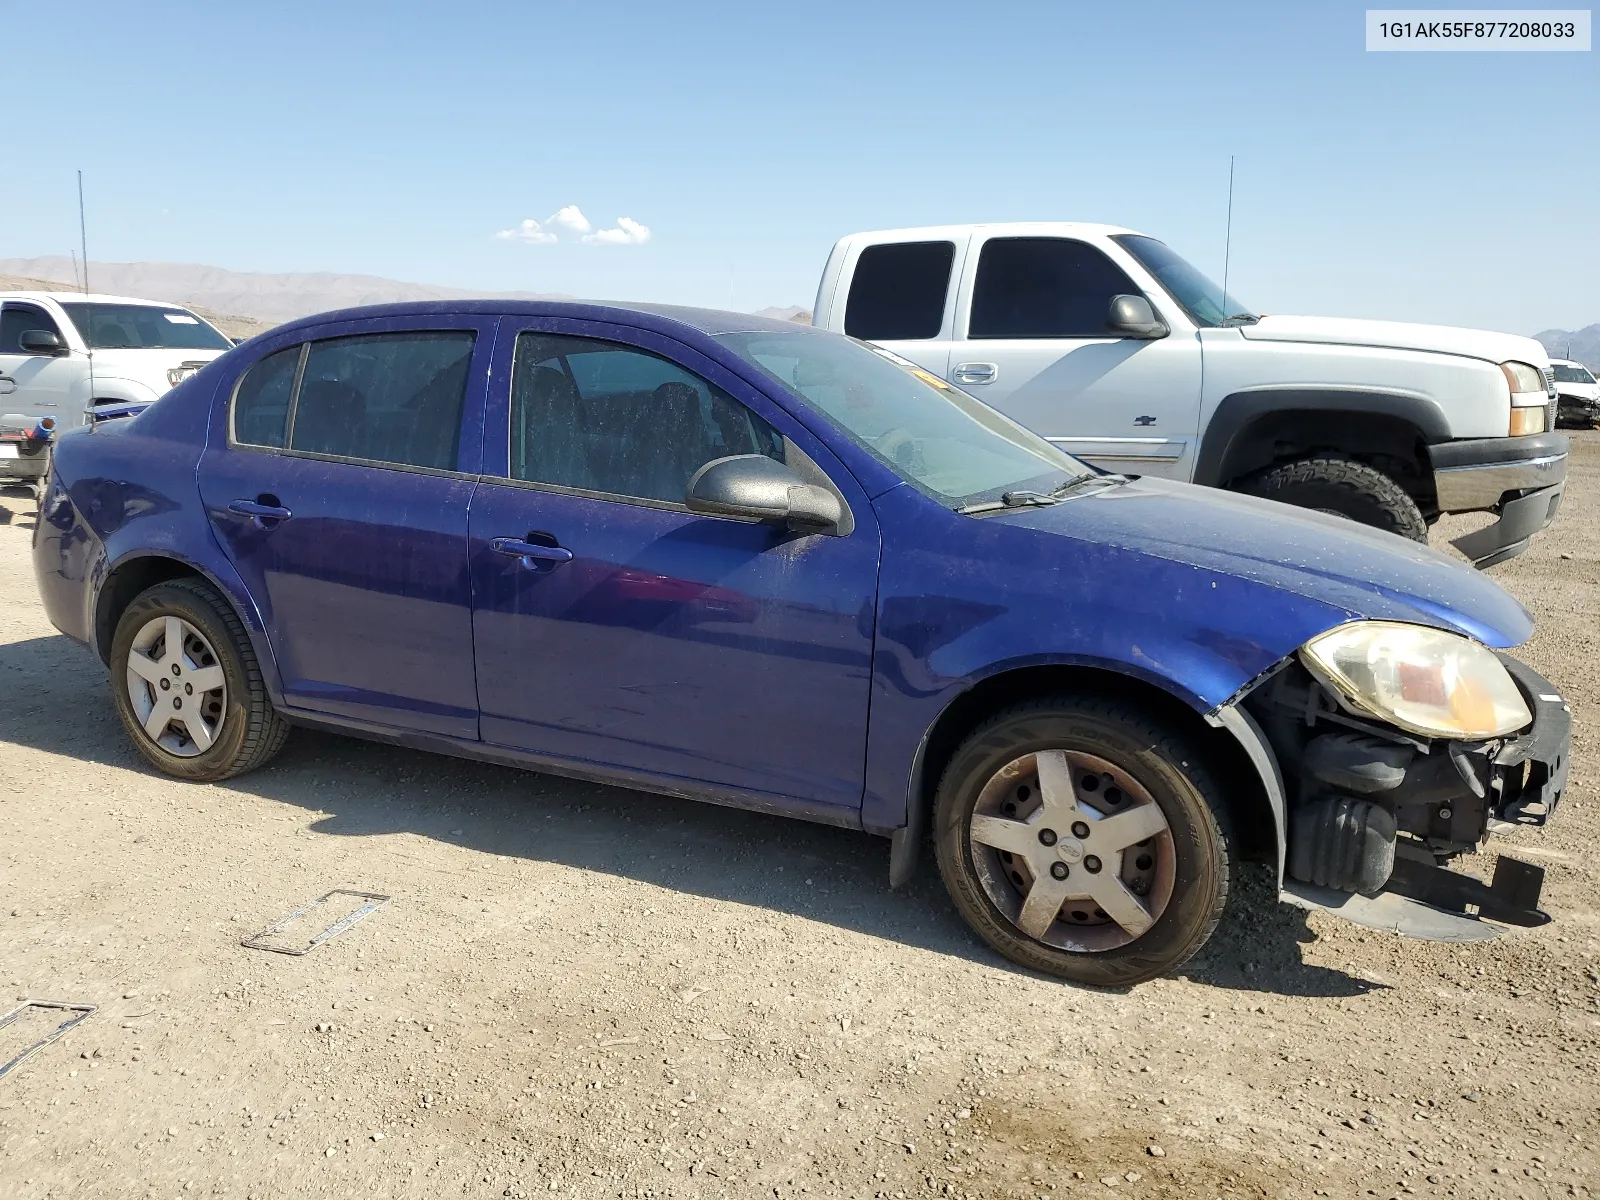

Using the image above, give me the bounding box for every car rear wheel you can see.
[1238,456,1428,542]
[933,697,1232,987]
[110,578,290,782]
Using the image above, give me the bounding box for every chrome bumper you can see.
[1432,444,1568,512]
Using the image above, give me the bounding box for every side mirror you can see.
[19,329,67,356]
[1106,294,1168,340]
[685,454,843,534]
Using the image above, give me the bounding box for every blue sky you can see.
[4,0,1594,332]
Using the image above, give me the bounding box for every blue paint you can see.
[35,300,1536,837]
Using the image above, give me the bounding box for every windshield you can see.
[1553,363,1595,384]
[58,302,231,351]
[1113,234,1256,327]
[715,330,1094,507]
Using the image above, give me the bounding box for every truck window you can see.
[0,304,65,353]
[844,241,954,341]
[969,238,1141,339]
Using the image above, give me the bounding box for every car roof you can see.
[0,290,196,309]
[265,299,826,341]
[836,221,1142,243]
[1550,358,1588,368]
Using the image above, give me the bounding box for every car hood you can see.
[995,476,1533,649]
[89,347,228,397]
[1238,314,1550,368]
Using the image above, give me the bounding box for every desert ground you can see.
[1,437,1597,1200]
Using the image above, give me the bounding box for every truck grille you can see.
[1543,367,1558,430]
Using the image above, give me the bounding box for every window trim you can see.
[962,235,1144,341]
[226,327,479,476]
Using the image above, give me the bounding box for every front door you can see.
[469,319,880,820]
[197,319,493,738]
[949,235,1203,480]
[0,302,81,419]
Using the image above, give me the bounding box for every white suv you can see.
[813,224,1566,567]
[0,291,235,432]
[1551,358,1599,428]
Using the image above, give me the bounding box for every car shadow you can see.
[1,630,1376,998]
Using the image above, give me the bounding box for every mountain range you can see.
[1534,324,1600,370]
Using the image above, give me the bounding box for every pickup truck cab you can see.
[0,291,235,433]
[814,224,1567,567]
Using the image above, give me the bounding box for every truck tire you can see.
[933,696,1233,987]
[1238,456,1428,542]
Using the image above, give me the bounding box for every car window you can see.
[231,345,302,448]
[509,332,784,504]
[844,241,956,341]
[1553,363,1594,384]
[283,331,475,470]
[969,237,1142,339]
[0,304,65,354]
[56,302,231,351]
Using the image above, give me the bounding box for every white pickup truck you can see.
[813,224,1567,567]
[0,291,235,439]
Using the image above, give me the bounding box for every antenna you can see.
[77,170,90,294]
[1221,155,1235,314]
[69,250,82,291]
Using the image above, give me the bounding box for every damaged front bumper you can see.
[1241,654,1571,942]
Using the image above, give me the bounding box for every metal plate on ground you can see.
[0,1001,97,1081]
[241,889,391,956]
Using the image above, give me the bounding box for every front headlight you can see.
[1300,621,1532,739]
[1500,361,1546,396]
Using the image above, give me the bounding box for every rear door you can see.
[836,237,966,383]
[949,235,1202,479]
[467,317,880,820]
[197,316,493,738]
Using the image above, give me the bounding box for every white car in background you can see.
[1551,359,1599,428]
[0,292,235,432]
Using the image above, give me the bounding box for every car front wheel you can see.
[934,697,1232,987]
[110,578,290,782]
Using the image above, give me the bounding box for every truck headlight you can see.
[1500,361,1546,395]
[1300,621,1532,739]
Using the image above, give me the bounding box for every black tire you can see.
[1238,456,1428,542]
[109,578,290,782]
[933,697,1232,987]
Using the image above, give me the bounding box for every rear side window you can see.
[509,333,784,505]
[844,241,954,341]
[969,238,1141,338]
[232,346,300,448]
[292,332,475,470]
[0,304,64,353]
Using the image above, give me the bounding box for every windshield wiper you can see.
[954,490,1060,515]
[1048,472,1126,497]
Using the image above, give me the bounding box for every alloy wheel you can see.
[124,615,228,757]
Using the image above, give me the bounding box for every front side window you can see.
[0,304,65,354]
[968,238,1143,339]
[509,333,783,504]
[1552,363,1595,384]
[718,329,1092,507]
[844,241,955,341]
[57,302,232,350]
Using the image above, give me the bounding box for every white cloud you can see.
[496,207,650,247]
[582,216,651,246]
[548,205,591,234]
[495,217,557,244]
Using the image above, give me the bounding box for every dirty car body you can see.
[33,301,1571,984]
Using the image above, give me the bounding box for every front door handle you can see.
[491,537,574,568]
[952,362,998,385]
[226,498,292,527]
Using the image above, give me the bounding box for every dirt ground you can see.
[2,436,1597,1200]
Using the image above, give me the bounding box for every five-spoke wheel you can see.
[935,697,1232,986]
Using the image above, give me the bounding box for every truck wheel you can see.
[933,697,1232,987]
[110,579,290,782]
[1238,456,1427,542]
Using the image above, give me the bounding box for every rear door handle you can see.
[226,499,292,526]
[491,537,574,568]
[952,362,998,385]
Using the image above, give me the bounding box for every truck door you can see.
[0,302,81,423]
[947,235,1202,480]
[835,237,965,383]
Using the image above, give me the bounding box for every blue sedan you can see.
[33,302,1570,985]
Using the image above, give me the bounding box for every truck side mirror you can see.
[685,454,843,534]
[19,330,67,356]
[1106,295,1169,340]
